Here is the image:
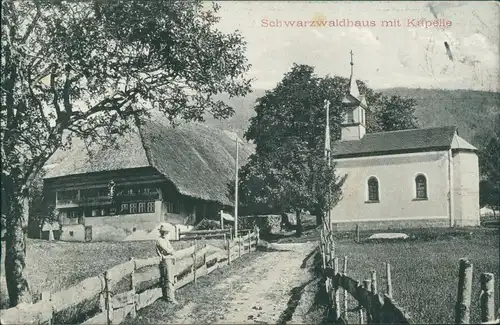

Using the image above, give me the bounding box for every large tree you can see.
[366,95,419,132]
[240,65,347,234]
[1,0,251,306]
[479,114,500,215]
[240,64,419,233]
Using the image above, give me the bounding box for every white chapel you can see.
[329,55,480,230]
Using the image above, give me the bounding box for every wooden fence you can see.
[0,227,260,325]
[178,228,233,241]
[319,229,499,324]
[319,228,412,324]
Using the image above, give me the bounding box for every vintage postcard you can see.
[1,1,499,324]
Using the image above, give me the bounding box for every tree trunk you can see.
[313,205,323,226]
[315,213,322,226]
[295,210,303,237]
[4,185,33,307]
[280,212,293,231]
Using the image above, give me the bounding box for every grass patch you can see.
[52,294,101,325]
[329,227,499,324]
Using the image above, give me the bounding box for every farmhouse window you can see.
[138,202,146,213]
[147,202,155,213]
[166,202,174,213]
[367,177,379,202]
[121,203,129,213]
[69,210,81,218]
[98,188,108,197]
[172,201,181,214]
[130,203,137,213]
[415,175,427,199]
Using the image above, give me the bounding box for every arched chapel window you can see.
[367,177,379,202]
[415,175,427,199]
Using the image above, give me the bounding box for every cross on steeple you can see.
[350,50,354,75]
[346,50,360,100]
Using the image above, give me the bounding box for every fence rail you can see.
[1,227,260,325]
[320,227,412,324]
[178,228,233,241]
[319,228,499,324]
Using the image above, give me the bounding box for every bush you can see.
[193,218,224,231]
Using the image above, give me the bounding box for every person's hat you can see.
[159,224,170,233]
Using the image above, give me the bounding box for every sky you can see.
[213,1,500,92]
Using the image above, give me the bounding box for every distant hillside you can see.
[378,88,500,150]
[203,90,265,139]
[204,88,500,150]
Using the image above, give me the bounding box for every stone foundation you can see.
[331,218,450,232]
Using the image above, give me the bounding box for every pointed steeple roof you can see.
[348,50,360,100]
[342,50,362,105]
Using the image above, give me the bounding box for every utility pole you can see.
[234,137,239,239]
[324,99,332,232]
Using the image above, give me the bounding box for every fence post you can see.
[370,270,377,294]
[343,256,348,319]
[355,224,360,243]
[358,281,364,324]
[455,258,473,324]
[255,226,260,246]
[104,271,112,325]
[480,273,495,323]
[160,256,176,302]
[385,262,392,298]
[192,240,198,286]
[247,230,251,253]
[332,257,340,321]
[325,235,330,264]
[363,280,372,324]
[227,237,232,265]
[173,257,177,286]
[329,240,335,268]
[238,237,241,258]
[321,242,326,269]
[129,257,137,318]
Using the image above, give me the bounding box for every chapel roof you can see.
[43,115,253,206]
[333,126,477,158]
[341,50,367,109]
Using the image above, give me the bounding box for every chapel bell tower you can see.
[341,51,368,141]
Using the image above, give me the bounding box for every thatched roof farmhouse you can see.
[42,116,253,240]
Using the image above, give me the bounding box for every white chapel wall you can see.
[330,150,450,228]
[452,151,480,226]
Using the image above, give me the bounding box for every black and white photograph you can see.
[1,1,499,324]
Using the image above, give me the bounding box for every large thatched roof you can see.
[43,117,254,206]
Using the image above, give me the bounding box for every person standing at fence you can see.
[156,224,178,304]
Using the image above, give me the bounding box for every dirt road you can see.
[126,242,317,325]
